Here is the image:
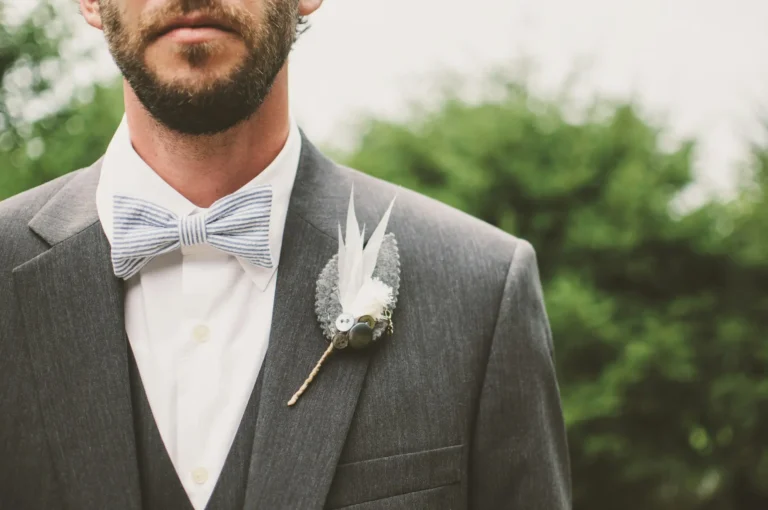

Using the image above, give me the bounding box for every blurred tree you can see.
[342,79,768,510]
[0,0,122,200]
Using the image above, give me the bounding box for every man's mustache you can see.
[138,0,256,43]
[179,0,220,11]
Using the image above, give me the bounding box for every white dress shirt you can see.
[95,116,302,510]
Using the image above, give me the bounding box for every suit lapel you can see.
[13,164,142,510]
[244,138,375,509]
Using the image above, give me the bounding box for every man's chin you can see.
[142,62,242,98]
[145,41,245,78]
[147,72,234,96]
[126,63,261,135]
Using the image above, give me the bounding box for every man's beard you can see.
[99,0,297,135]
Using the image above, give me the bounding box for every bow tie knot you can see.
[179,213,209,247]
[111,186,273,279]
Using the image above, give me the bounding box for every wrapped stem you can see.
[287,342,336,406]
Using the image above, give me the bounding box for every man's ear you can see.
[298,0,324,17]
[79,0,104,30]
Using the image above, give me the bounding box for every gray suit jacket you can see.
[0,136,571,510]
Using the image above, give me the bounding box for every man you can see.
[0,0,571,508]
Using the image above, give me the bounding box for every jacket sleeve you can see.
[469,240,572,509]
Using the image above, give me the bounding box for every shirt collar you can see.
[96,115,302,291]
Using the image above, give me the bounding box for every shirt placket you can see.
[177,243,220,508]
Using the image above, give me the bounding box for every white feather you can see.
[339,190,360,310]
[343,225,365,311]
[347,278,393,320]
[337,190,396,318]
[363,197,396,281]
[337,223,346,304]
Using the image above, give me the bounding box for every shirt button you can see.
[192,324,210,343]
[192,467,208,485]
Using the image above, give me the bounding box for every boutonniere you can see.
[288,191,400,406]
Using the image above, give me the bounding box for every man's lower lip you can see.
[162,27,233,43]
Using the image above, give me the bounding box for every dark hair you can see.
[295,14,310,41]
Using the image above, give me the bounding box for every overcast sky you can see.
[15,0,768,199]
[288,0,768,199]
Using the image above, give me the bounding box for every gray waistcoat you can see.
[128,345,263,510]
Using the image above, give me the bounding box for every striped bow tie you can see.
[111,186,273,279]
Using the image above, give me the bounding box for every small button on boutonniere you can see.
[287,191,400,406]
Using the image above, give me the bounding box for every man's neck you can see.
[123,68,292,209]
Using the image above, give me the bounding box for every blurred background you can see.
[1,0,767,508]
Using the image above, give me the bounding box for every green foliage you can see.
[343,82,768,509]
[0,83,124,199]
[0,0,123,200]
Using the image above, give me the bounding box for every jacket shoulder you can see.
[0,171,82,224]
[344,166,525,270]
[0,170,83,270]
